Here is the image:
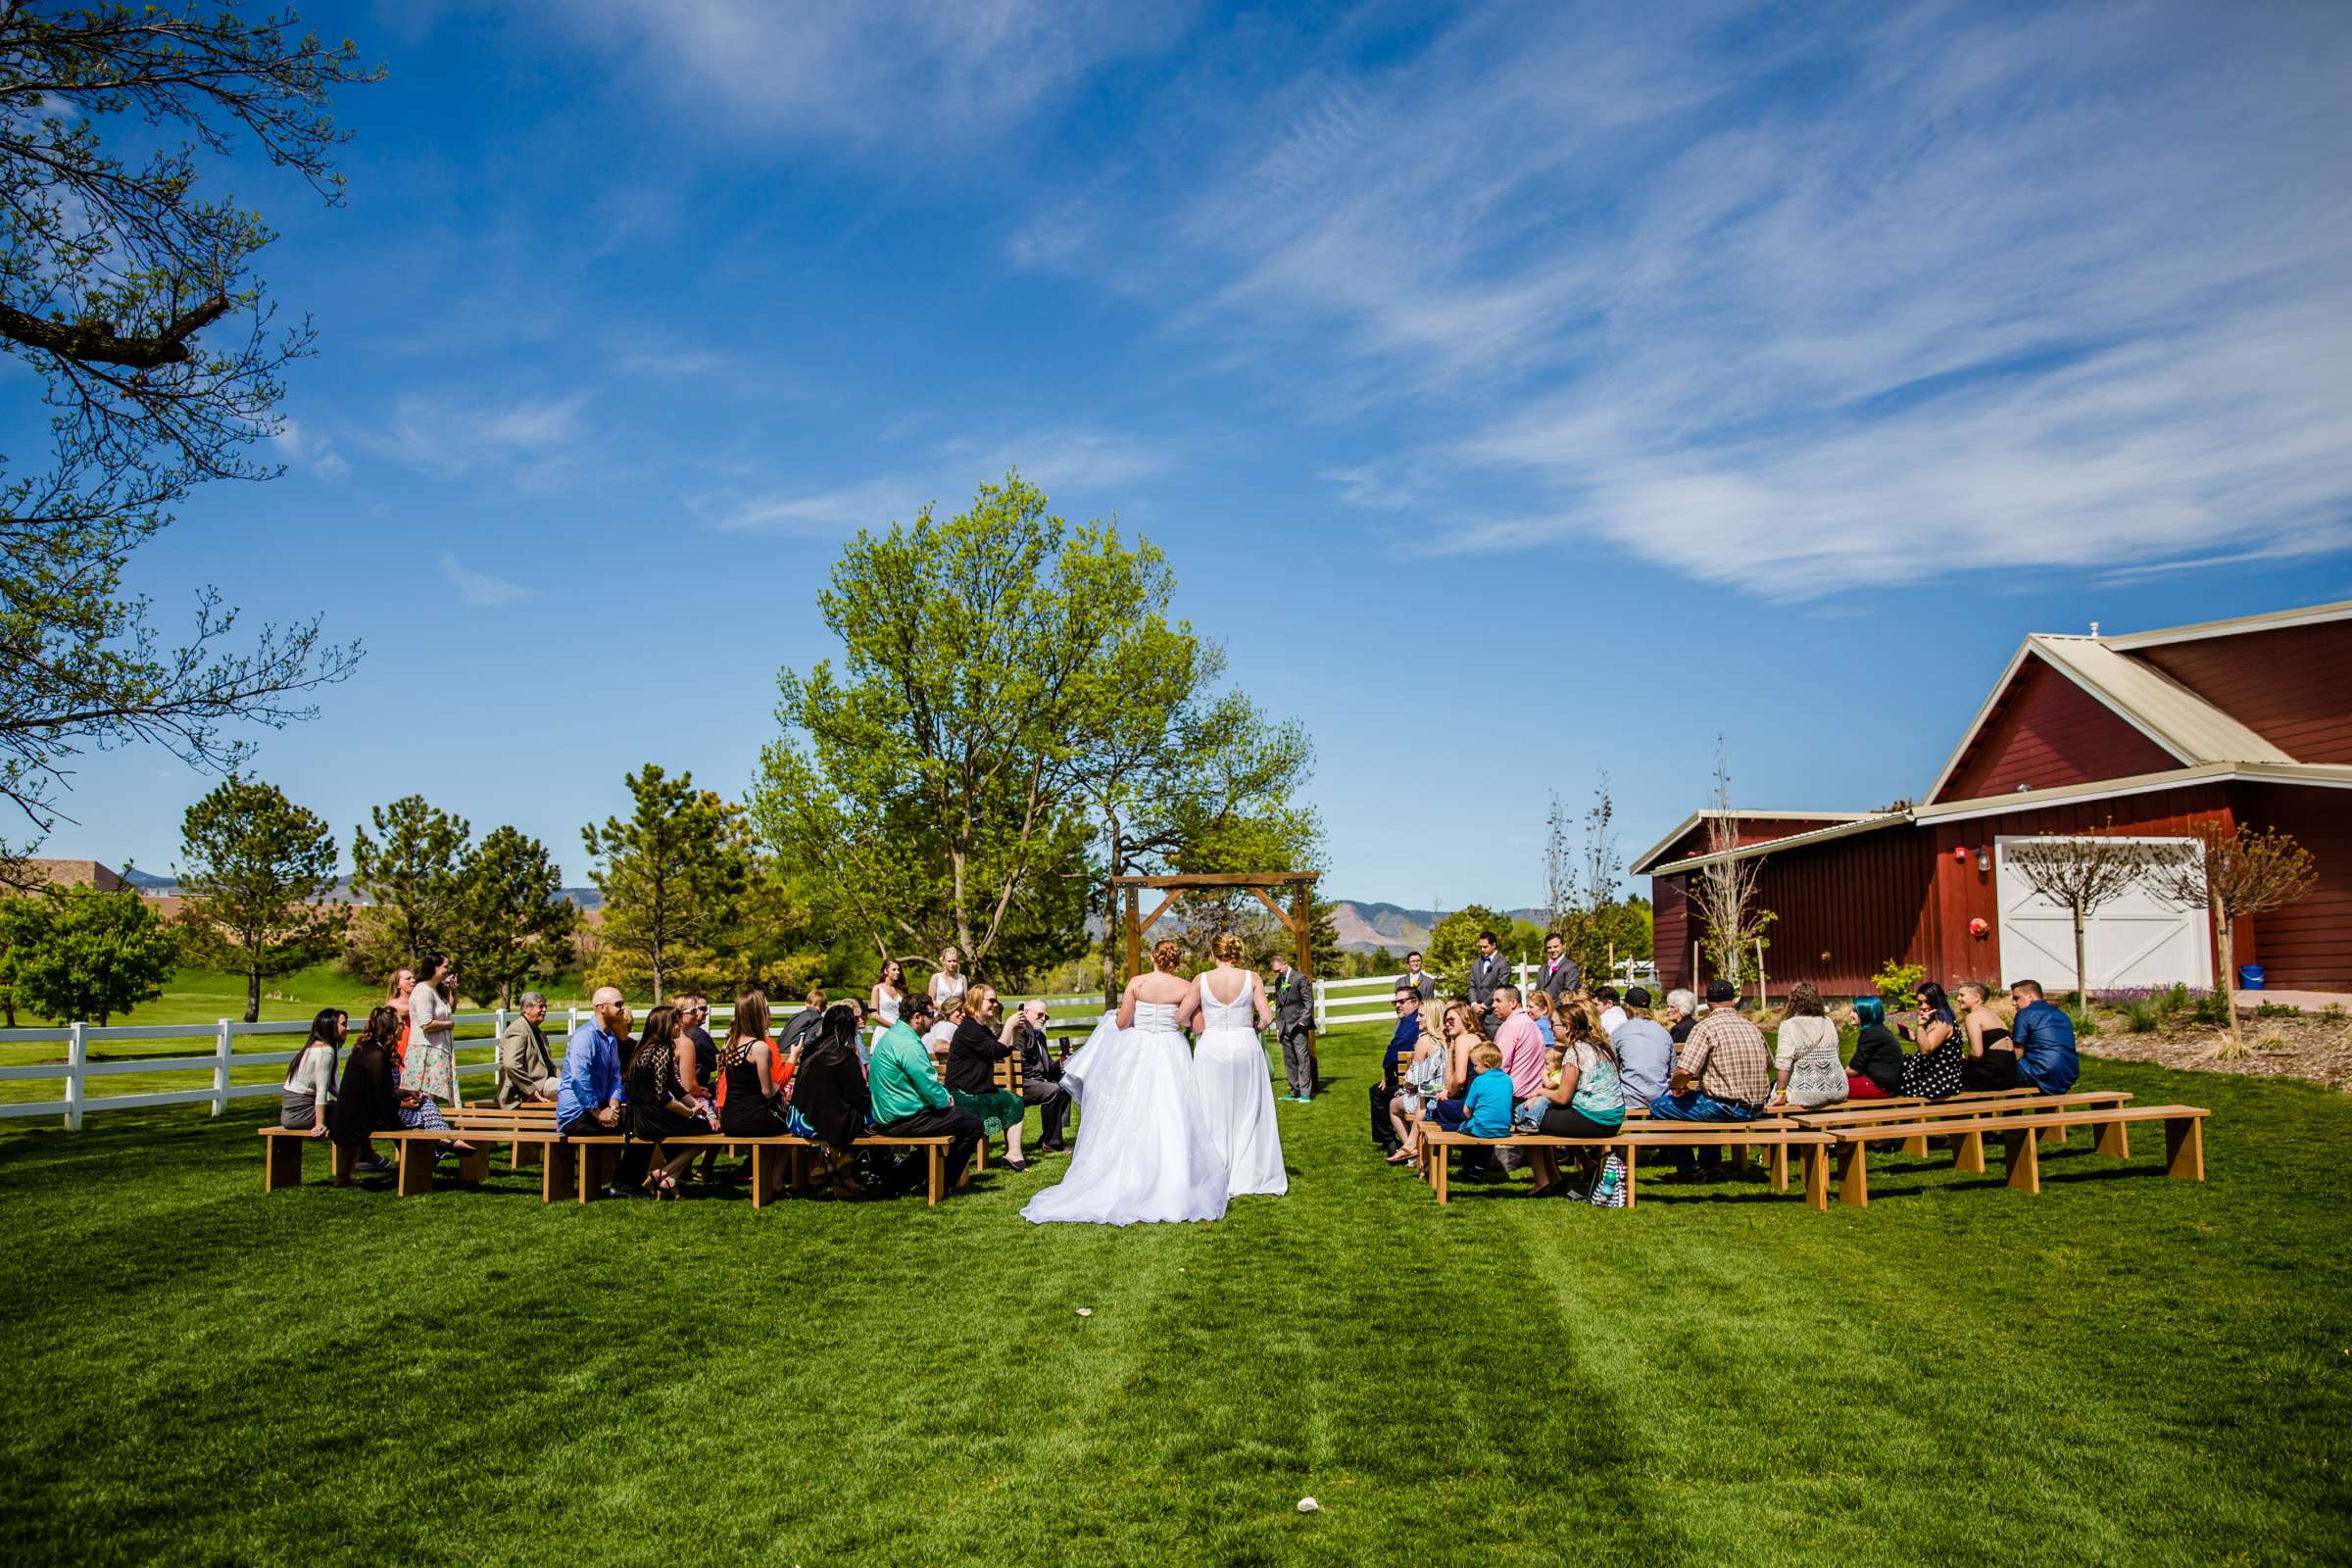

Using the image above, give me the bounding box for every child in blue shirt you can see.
[1434,1043,1514,1138]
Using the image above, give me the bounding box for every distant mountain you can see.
[114,866,605,912]
[1326,900,1549,954]
[122,867,177,892]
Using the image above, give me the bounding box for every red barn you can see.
[1637,600,2352,997]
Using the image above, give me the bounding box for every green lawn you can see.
[1,1023,2346,1565]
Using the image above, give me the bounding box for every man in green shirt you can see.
[868,995,983,1194]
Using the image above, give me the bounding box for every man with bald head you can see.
[559,985,653,1198]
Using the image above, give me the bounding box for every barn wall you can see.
[1651,827,1935,999]
[1937,657,2178,802]
[1653,873,1690,993]
[2132,620,2352,764]
[2232,783,2352,989]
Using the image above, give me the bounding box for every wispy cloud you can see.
[438,551,532,608]
[270,417,349,481]
[1020,0,2352,595]
[700,426,1177,536]
[537,0,1195,145]
[361,391,593,491]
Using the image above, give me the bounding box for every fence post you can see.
[565,1006,582,1063]
[64,1021,86,1131]
[213,1018,234,1116]
[1313,978,1327,1031]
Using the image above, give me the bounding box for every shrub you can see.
[2121,999,2164,1034]
[2189,991,2231,1029]
[1872,960,1926,1011]
[2255,1001,2301,1019]
[2320,1004,2348,1026]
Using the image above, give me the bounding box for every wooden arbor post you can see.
[1108,870,1322,1088]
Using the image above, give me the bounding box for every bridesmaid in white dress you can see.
[869,958,906,1046]
[1187,934,1289,1197]
[1021,939,1229,1227]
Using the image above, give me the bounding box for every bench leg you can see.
[1769,1140,1788,1193]
[751,1145,772,1210]
[265,1136,304,1192]
[2039,1122,2068,1148]
[927,1145,944,1207]
[1435,1144,1449,1206]
[332,1140,357,1186]
[396,1141,434,1198]
[1952,1129,1985,1174]
[587,1143,618,1201]
[1901,1133,1929,1157]
[1803,1145,1828,1211]
[1836,1143,1870,1207]
[1732,1143,1750,1173]
[544,1144,573,1203]
[456,1146,491,1184]
[2003,1129,2041,1195]
[2096,1118,2131,1160]
[2165,1116,2204,1181]
[513,1139,544,1170]
[1622,1144,1637,1209]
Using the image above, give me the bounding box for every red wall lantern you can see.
[1969,917,1990,940]
[1950,846,1971,863]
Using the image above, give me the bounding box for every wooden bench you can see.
[552,1132,956,1206]
[258,1125,547,1197]
[1823,1103,2210,1207]
[1791,1090,2134,1154]
[1419,1125,1836,1209]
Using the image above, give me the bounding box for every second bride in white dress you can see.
[1188,937,1288,1197]
[1021,942,1229,1227]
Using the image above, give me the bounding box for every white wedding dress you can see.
[1193,970,1288,1197]
[1021,1001,1229,1226]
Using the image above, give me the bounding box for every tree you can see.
[2149,821,2319,1057]
[1689,740,1772,989]
[583,764,748,1004]
[1426,904,1511,996]
[172,774,343,1022]
[688,857,830,1001]
[0,883,174,1023]
[2003,827,2165,1018]
[753,472,1315,980]
[1544,774,1629,984]
[348,796,469,980]
[447,826,575,1009]
[0,7,377,858]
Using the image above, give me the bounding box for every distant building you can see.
[1639,599,2352,996]
[18,858,134,893]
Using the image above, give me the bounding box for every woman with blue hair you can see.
[1845,996,1906,1100]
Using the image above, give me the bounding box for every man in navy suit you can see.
[1467,930,1508,1037]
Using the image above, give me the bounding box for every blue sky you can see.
[39,0,2352,909]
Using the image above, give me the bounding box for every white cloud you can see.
[270,417,349,481]
[362,392,592,486]
[438,551,532,608]
[536,0,1194,144]
[1025,0,2352,594]
[696,476,926,535]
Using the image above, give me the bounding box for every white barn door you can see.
[1993,836,2212,992]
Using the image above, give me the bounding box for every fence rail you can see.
[0,965,1662,1129]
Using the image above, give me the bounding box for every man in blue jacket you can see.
[2006,979,2081,1094]
[1371,987,1421,1152]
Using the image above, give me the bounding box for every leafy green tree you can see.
[348,796,469,980]
[688,857,830,1001]
[172,774,345,1022]
[583,764,748,1004]
[1426,905,1512,996]
[448,826,575,1009]
[0,8,376,859]
[0,884,174,1023]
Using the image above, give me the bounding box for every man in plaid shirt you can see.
[1648,979,1770,1179]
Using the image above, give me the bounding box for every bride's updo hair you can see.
[1151,938,1183,973]
[1211,932,1244,964]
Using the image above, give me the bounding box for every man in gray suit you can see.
[1269,954,1316,1102]
[1467,930,1509,1036]
[1398,951,1437,1004]
[1533,932,1581,1007]
[495,992,559,1106]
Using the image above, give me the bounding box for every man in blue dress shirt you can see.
[559,985,655,1198]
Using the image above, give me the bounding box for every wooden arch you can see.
[1112,870,1322,1082]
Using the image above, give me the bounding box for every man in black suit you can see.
[1534,932,1581,1006]
[1397,951,1436,1004]
[1468,930,1508,1036]
[1269,954,1316,1102]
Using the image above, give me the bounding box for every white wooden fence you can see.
[0,966,1662,1129]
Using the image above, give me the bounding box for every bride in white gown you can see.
[1021,939,1229,1226]
[1187,935,1288,1197]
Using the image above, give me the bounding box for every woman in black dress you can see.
[1899,980,1964,1100]
[1955,981,2019,1090]
[625,1004,710,1199]
[716,992,798,1200]
[327,1006,403,1175]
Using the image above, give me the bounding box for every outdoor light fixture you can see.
[1950,847,1970,863]
[1970,917,1990,939]
[1976,848,1991,873]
